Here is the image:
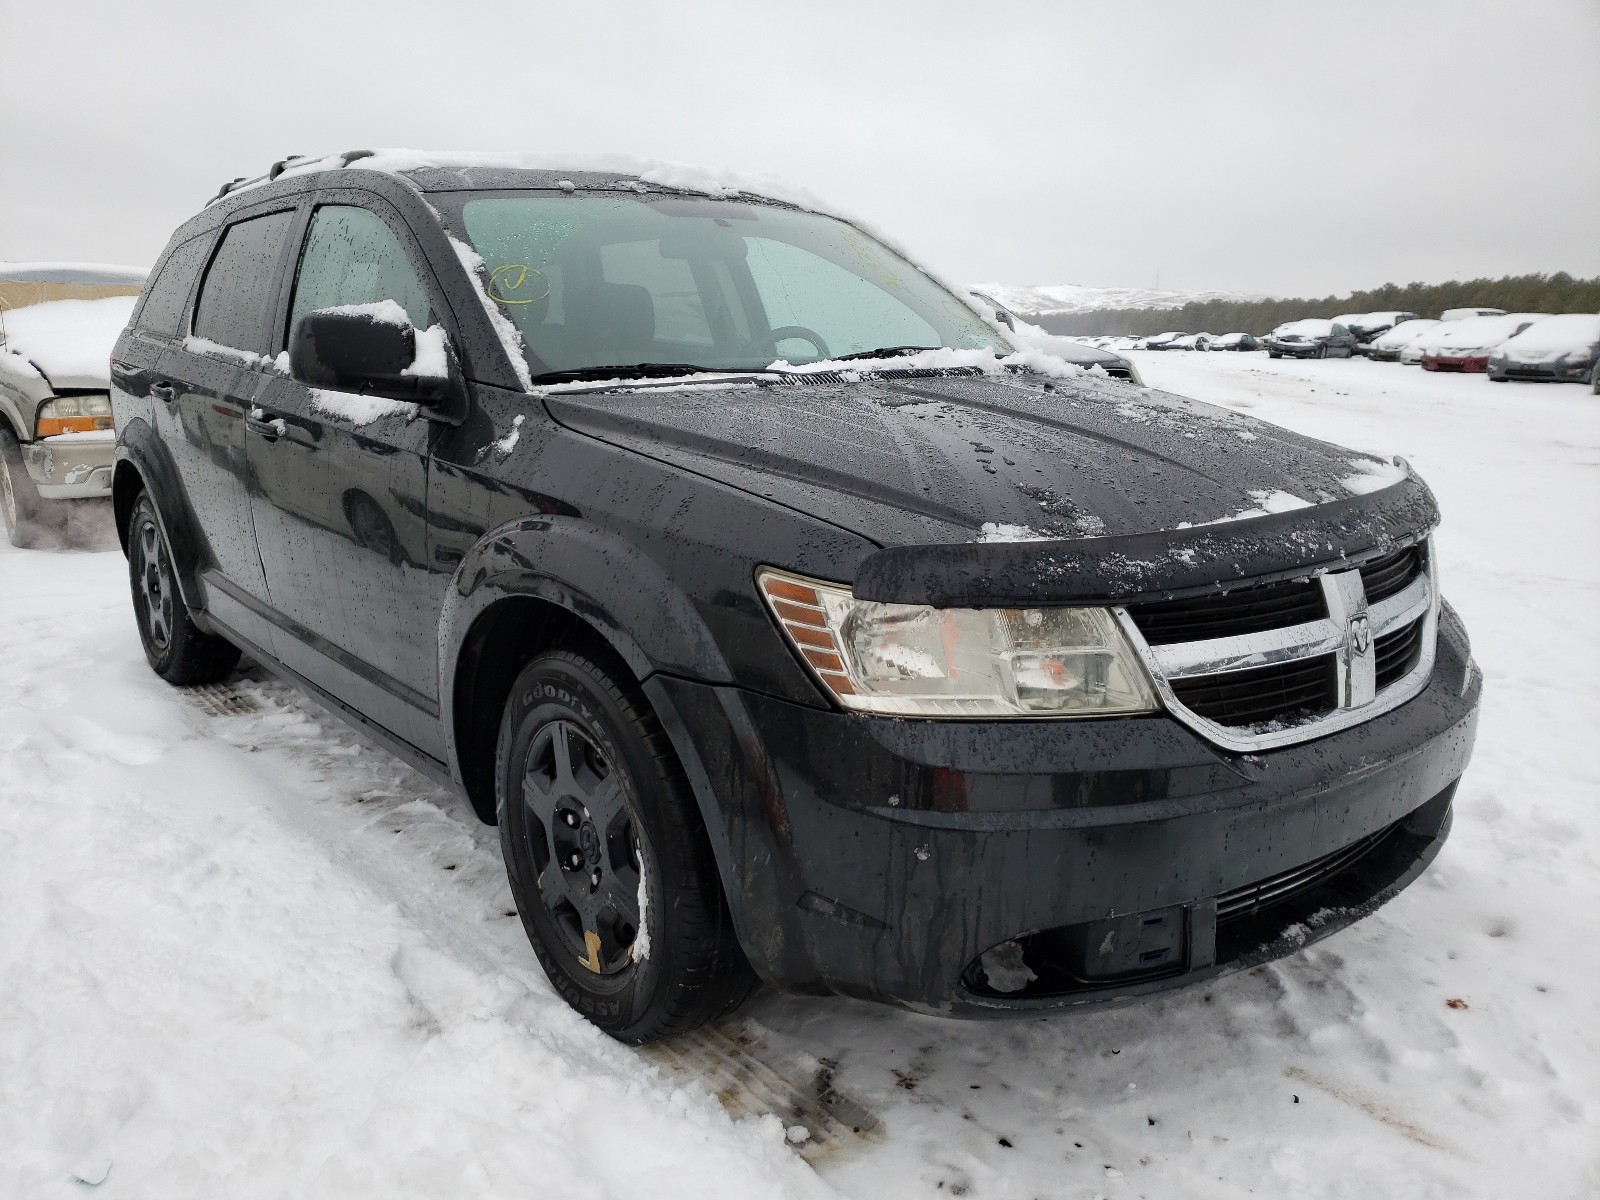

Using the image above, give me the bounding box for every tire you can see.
[1591,362,1599,395]
[1490,373,1508,383]
[0,426,66,549]
[1268,350,1281,359]
[1316,344,1328,359]
[127,492,241,685]
[496,649,755,1043]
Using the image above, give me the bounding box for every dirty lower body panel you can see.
[24,431,116,499]
[646,602,1480,1017]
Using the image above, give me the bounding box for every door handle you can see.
[150,381,177,403]
[246,408,287,443]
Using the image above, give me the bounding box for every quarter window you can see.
[288,205,430,339]
[136,237,210,337]
[192,210,296,354]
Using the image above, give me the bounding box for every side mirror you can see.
[289,306,458,412]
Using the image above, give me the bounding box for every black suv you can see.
[111,153,1480,1043]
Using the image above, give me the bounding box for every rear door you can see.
[155,206,299,652]
[245,193,448,756]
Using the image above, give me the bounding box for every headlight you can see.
[758,569,1159,718]
[36,394,114,436]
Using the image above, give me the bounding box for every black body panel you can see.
[111,160,1483,1018]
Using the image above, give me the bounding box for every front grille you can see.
[1359,545,1423,604]
[1126,577,1326,646]
[1169,655,1337,728]
[1218,821,1398,922]
[1374,616,1425,689]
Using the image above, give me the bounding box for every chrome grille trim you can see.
[1115,541,1439,752]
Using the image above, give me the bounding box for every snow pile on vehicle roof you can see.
[0,262,146,285]
[0,295,137,389]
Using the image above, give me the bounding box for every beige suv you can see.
[0,263,144,546]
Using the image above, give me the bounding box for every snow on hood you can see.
[1273,319,1334,337]
[541,368,1409,549]
[1373,319,1441,349]
[1429,314,1543,351]
[1497,313,1600,354]
[0,295,137,389]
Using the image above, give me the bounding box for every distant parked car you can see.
[1418,314,1546,372]
[1170,333,1212,351]
[1369,319,1441,362]
[1209,332,1261,352]
[1,263,145,547]
[969,293,1144,384]
[1486,313,1600,383]
[1350,311,1420,352]
[1264,319,1358,359]
[1350,312,1414,345]
[1142,331,1186,350]
[1439,307,1506,322]
[1332,314,1368,334]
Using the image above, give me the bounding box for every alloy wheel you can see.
[520,719,644,975]
[136,517,175,652]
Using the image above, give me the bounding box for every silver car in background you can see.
[0,263,144,547]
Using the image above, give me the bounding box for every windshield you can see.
[453,193,1005,378]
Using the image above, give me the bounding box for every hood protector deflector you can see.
[852,475,1439,608]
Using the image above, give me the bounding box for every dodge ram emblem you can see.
[1348,613,1372,655]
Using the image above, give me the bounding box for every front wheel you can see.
[0,427,65,549]
[128,492,241,684]
[496,650,754,1042]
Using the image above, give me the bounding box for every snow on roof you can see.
[0,295,137,389]
[0,262,147,285]
[1497,312,1600,352]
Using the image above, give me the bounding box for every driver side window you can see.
[288,205,430,340]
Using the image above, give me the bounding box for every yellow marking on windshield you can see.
[488,263,550,305]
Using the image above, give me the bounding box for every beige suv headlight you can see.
[758,568,1159,718]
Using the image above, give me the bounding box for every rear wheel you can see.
[497,649,754,1042]
[128,492,241,684]
[0,427,65,549]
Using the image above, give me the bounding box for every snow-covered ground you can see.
[2,355,1596,1198]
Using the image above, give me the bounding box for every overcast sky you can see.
[6,0,1598,298]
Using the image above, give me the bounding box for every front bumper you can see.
[1266,341,1321,358]
[1489,357,1595,382]
[23,431,115,499]
[647,603,1480,1016]
[1422,354,1488,373]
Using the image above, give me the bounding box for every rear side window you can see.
[286,205,430,338]
[135,237,210,336]
[192,210,295,354]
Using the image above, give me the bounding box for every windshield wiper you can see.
[530,363,743,384]
[831,345,940,362]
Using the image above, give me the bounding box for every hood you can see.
[0,295,137,390]
[544,369,1419,557]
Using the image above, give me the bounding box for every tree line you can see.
[1031,272,1600,338]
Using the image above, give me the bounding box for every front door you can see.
[245,198,447,756]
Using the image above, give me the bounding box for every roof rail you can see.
[204,150,379,207]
